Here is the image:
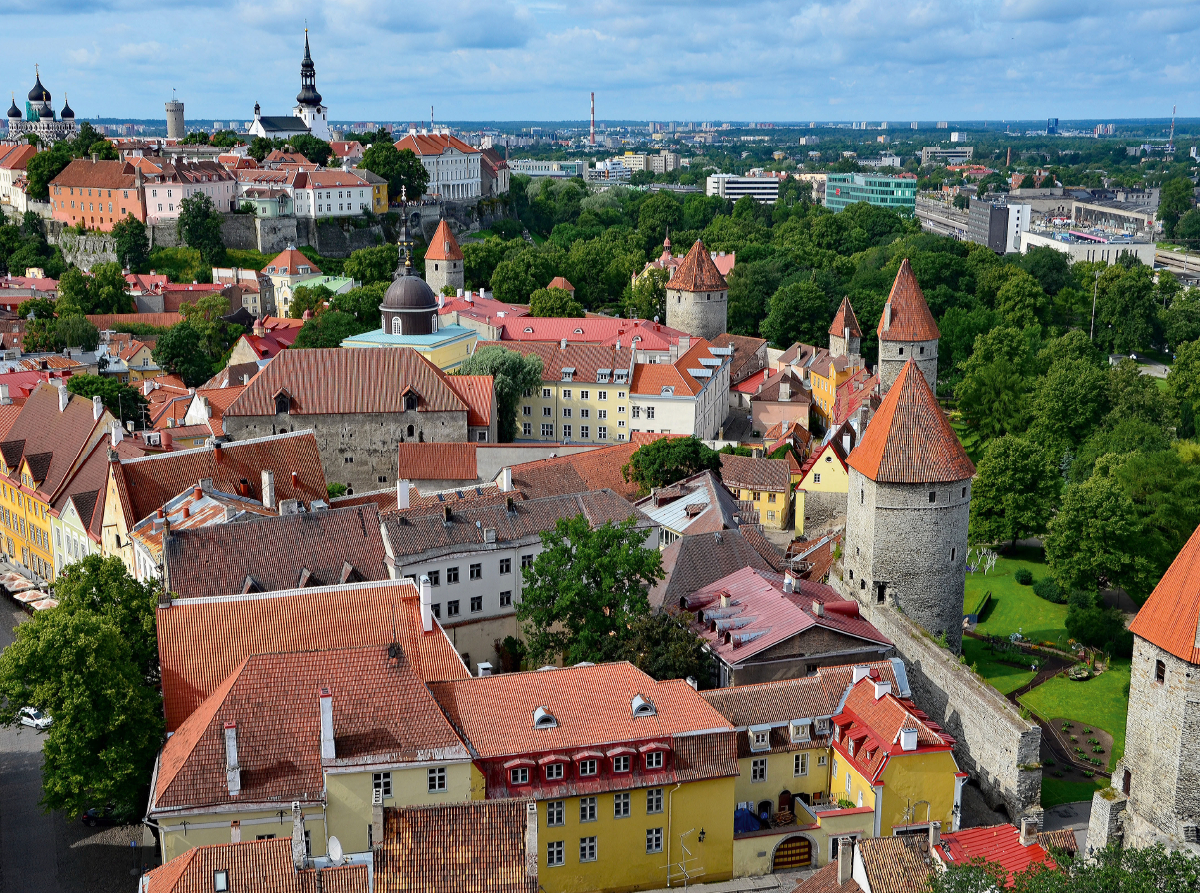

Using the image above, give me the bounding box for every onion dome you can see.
[38,102,54,120]
[295,31,322,107]
[27,67,49,104]
[7,95,20,120]
[60,95,74,120]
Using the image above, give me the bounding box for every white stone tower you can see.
[424,220,464,295]
[1088,531,1200,854]
[877,259,939,395]
[293,30,329,141]
[842,359,975,652]
[665,239,728,341]
[165,98,185,140]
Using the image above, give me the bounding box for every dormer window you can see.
[405,395,418,412]
[274,391,291,415]
[816,718,830,735]
[613,755,631,773]
[510,767,529,785]
[631,694,656,717]
[660,386,674,396]
[645,751,663,770]
[790,721,811,743]
[545,762,565,780]
[533,706,557,729]
[754,730,769,748]
[749,723,772,752]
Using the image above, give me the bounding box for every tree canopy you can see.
[454,345,544,442]
[529,286,583,318]
[65,374,147,426]
[358,142,429,202]
[622,436,722,495]
[176,193,225,263]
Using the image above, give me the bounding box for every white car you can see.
[18,707,52,730]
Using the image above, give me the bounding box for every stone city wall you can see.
[801,490,846,532]
[47,224,118,271]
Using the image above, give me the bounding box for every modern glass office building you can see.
[825,173,917,213]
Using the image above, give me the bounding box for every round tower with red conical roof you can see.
[842,360,975,652]
[877,259,940,395]
[665,239,728,341]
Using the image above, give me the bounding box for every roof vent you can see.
[631,694,656,717]
[533,706,557,729]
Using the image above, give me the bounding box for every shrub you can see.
[1014,568,1033,585]
[1033,577,1065,603]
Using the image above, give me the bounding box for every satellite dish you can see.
[328,836,343,863]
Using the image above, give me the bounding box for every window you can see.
[818,754,827,766]
[1155,660,1166,684]
[646,407,655,419]
[447,600,460,617]
[753,730,769,749]
[846,769,852,793]
[521,554,535,569]
[500,590,512,607]
[898,346,904,356]
[510,767,529,785]
[580,391,589,400]
[447,567,459,584]
[546,762,564,780]
[256,834,277,841]
[613,755,630,773]
[580,426,590,439]
[928,491,936,503]
[547,841,565,866]
[470,563,482,580]
[795,753,809,776]
[542,388,552,398]
[373,772,392,799]
[547,800,565,826]
[598,390,607,400]
[647,789,663,814]
[632,406,641,418]
[470,596,482,613]
[542,424,554,437]
[562,389,571,399]
[214,869,229,891]
[523,405,532,416]
[428,767,446,792]
[962,486,967,498]
[646,828,663,854]
[614,792,630,817]
[523,422,532,437]
[428,570,440,586]
[645,751,663,770]
[579,837,597,862]
[768,492,777,503]
[500,558,511,574]
[542,406,552,417]
[561,407,572,418]
[562,425,572,439]
[579,759,598,776]
[751,758,767,782]
[598,426,608,439]
[580,797,597,822]
[432,603,441,618]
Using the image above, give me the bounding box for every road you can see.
[0,600,154,893]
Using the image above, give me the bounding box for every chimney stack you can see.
[291,802,306,869]
[499,467,512,493]
[929,821,941,849]
[1019,817,1037,846]
[420,574,433,632]
[0,384,10,405]
[230,820,241,843]
[92,395,103,421]
[319,686,335,760]
[371,804,384,851]
[525,801,539,883]
[837,838,852,885]
[883,302,892,331]
[396,479,410,510]
[261,470,276,509]
[57,383,69,413]
[779,379,790,401]
[224,721,241,796]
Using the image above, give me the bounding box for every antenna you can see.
[328,835,344,863]
[1169,104,1176,152]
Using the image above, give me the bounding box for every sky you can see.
[1,0,1198,124]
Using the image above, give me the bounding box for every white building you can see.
[248,32,330,142]
[706,173,779,204]
[393,130,481,201]
[629,338,732,440]
[1019,231,1156,266]
[292,169,373,218]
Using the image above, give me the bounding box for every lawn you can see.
[1041,777,1103,809]
[1019,659,1131,770]
[967,547,1069,646]
[961,637,1037,694]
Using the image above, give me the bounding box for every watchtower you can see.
[424,220,464,296]
[665,239,728,341]
[877,259,939,394]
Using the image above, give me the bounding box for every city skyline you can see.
[1,0,1197,122]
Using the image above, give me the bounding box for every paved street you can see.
[0,601,155,893]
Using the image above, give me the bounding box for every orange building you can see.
[50,159,145,231]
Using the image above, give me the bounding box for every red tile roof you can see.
[425,220,464,261]
[832,676,954,784]
[152,645,469,811]
[877,259,940,342]
[793,861,863,893]
[496,317,688,352]
[263,247,320,276]
[374,801,536,893]
[111,431,327,530]
[87,312,183,330]
[0,144,37,171]
[508,433,668,502]
[477,340,631,386]
[847,361,974,484]
[667,240,728,292]
[0,383,107,502]
[444,374,494,428]
[834,368,880,427]
[141,837,368,893]
[397,442,477,481]
[394,132,480,157]
[50,158,140,190]
[857,835,937,893]
[156,579,470,731]
[630,337,726,398]
[935,824,1071,883]
[829,296,863,339]
[1129,522,1200,663]
[547,276,574,292]
[718,453,791,492]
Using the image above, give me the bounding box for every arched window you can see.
[275,393,290,414]
[391,316,402,335]
[404,396,417,412]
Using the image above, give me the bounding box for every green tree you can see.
[994,269,1049,328]
[454,345,544,442]
[635,191,683,250]
[1175,208,1200,245]
[358,142,429,202]
[529,286,583,318]
[1030,359,1110,446]
[247,136,278,163]
[1168,339,1200,425]
[288,283,335,319]
[0,555,163,818]
[179,293,240,359]
[292,310,369,349]
[622,435,721,495]
[596,612,712,684]
[957,360,1030,440]
[87,262,133,314]
[152,322,216,386]
[18,297,57,320]
[65,374,147,426]
[725,259,786,338]
[329,281,388,328]
[517,515,663,664]
[343,243,398,285]
[177,193,225,263]
[55,266,91,315]
[110,215,149,272]
[24,145,72,201]
[462,237,511,290]
[968,436,1059,547]
[490,249,558,305]
[1158,176,1195,238]
[761,280,835,348]
[952,193,969,210]
[1017,174,1036,189]
[286,134,332,168]
[626,266,670,323]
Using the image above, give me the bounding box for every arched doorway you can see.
[772,835,812,871]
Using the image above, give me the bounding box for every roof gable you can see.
[829,296,863,339]
[1129,522,1200,663]
[425,220,464,261]
[877,259,940,342]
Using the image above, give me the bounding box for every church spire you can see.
[295,29,322,108]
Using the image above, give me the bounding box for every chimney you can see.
[1019,817,1038,846]
[92,395,103,421]
[319,686,335,760]
[899,727,918,752]
[499,467,512,493]
[842,431,852,455]
[420,574,433,632]
[929,821,941,849]
[525,801,539,884]
[0,384,10,405]
[852,665,871,684]
[261,470,276,509]
[814,602,825,617]
[110,420,124,448]
[560,337,567,350]
[224,721,241,796]
[242,374,249,386]
[837,838,852,885]
[873,680,893,700]
[371,804,384,851]
[199,477,213,491]
[396,479,411,510]
[883,302,892,331]
[783,568,798,592]
[291,802,306,870]
[213,441,223,462]
[57,383,69,413]
[477,661,493,677]
[779,380,790,401]
[230,820,241,843]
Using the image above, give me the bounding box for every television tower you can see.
[590,92,596,146]
[1169,104,1176,152]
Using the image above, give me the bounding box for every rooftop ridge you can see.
[118,427,316,465]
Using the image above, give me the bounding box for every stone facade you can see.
[425,257,463,296]
[877,338,938,394]
[828,330,861,361]
[1098,637,1200,854]
[801,489,847,532]
[842,469,970,652]
[666,284,727,342]
[221,411,468,495]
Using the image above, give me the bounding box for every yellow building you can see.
[357,168,389,214]
[717,452,793,531]
[809,355,862,428]
[701,661,965,876]
[428,662,739,893]
[0,384,113,582]
[119,340,161,382]
[147,644,477,863]
[798,440,850,496]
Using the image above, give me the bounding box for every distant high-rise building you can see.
[911,121,919,129]
[165,99,184,140]
[936,121,948,129]
[1047,118,1059,135]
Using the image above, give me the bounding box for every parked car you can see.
[82,804,118,827]
[18,707,52,730]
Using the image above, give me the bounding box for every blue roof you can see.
[341,324,477,348]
